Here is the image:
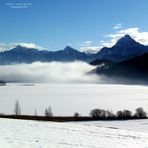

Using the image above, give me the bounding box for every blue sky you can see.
[0,0,148,52]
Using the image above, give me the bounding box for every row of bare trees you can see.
[13,100,53,117]
[89,107,147,119]
[13,100,147,119]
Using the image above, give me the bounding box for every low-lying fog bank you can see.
[0,61,100,83]
[0,61,147,85]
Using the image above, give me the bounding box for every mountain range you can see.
[0,34,148,65]
[0,45,90,64]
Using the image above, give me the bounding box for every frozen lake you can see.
[0,83,148,116]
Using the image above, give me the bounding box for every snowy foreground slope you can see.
[76,119,148,133]
[0,119,148,148]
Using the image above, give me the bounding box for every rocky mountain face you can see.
[0,46,93,64]
[97,35,148,62]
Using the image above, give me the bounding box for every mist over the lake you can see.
[0,61,100,83]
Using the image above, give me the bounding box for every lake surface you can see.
[0,83,148,116]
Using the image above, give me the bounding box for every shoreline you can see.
[0,115,147,122]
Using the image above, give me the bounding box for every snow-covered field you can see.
[74,119,148,133]
[1,83,148,147]
[0,83,148,115]
[0,118,148,148]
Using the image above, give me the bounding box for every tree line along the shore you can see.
[11,100,148,120]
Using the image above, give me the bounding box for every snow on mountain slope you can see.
[0,119,148,148]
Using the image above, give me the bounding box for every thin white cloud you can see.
[113,23,122,30]
[84,41,93,44]
[0,42,46,52]
[80,46,101,54]
[12,43,46,50]
[79,40,102,53]
[100,38,117,47]
[0,43,10,52]
[78,40,93,47]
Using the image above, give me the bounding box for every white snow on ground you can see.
[1,83,148,116]
[0,119,148,148]
[75,119,148,133]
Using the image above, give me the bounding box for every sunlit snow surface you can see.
[1,83,148,147]
[0,119,148,148]
[0,83,148,115]
[73,119,148,133]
